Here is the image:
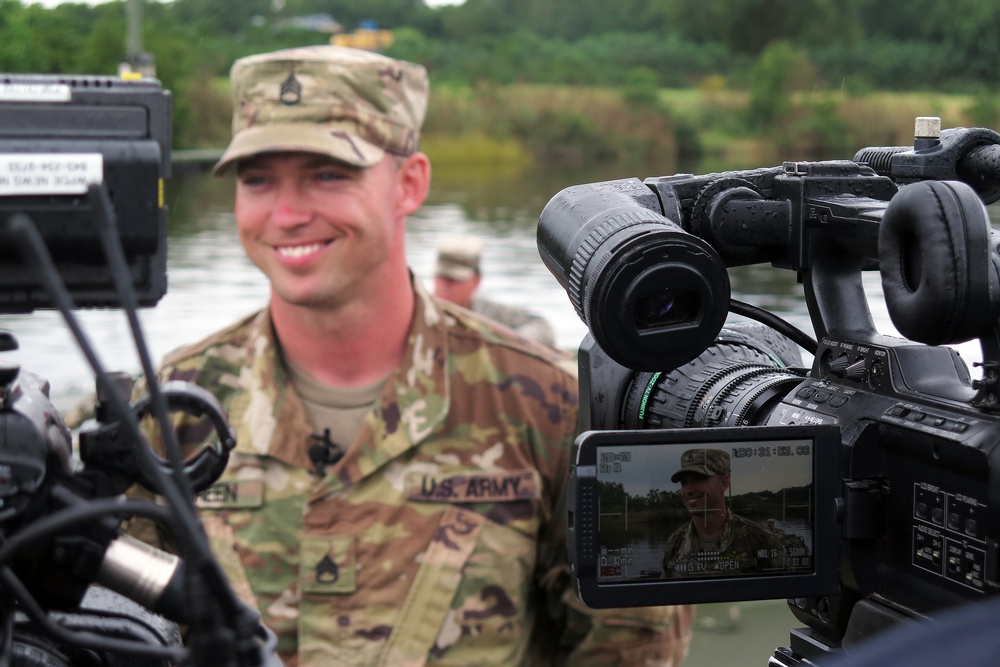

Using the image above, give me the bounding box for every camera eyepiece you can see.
[538,178,730,371]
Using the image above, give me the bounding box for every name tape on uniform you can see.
[406,469,539,503]
[0,83,72,103]
[195,479,265,509]
[0,154,103,196]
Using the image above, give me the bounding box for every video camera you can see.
[0,74,276,666]
[537,118,1000,664]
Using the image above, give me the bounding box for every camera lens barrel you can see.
[620,325,804,429]
[538,178,731,371]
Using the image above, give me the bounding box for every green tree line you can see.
[7,0,997,87]
[2,0,998,156]
[598,480,812,526]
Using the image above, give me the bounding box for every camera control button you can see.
[965,518,978,537]
[817,598,830,623]
[829,396,848,408]
[829,354,850,375]
[846,360,867,382]
[950,422,970,433]
[796,387,816,399]
[932,507,944,524]
[907,411,926,422]
[868,360,885,388]
[948,512,961,530]
[888,405,909,417]
[812,391,832,403]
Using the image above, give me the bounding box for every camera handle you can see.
[855,124,1000,205]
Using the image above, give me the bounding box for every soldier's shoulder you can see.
[438,297,576,380]
[663,524,690,551]
[471,295,531,323]
[160,310,262,372]
[732,513,780,539]
[743,513,773,528]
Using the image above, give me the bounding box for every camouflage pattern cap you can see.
[671,448,731,483]
[213,45,428,175]
[435,235,484,282]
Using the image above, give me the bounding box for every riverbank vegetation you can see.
[3,0,999,167]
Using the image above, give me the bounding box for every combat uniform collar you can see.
[684,509,741,552]
[230,275,452,498]
[317,277,451,497]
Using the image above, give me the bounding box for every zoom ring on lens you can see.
[705,372,804,427]
[622,340,803,430]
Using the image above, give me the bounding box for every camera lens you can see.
[634,289,699,331]
[620,324,804,429]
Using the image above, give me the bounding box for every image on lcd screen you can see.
[595,440,814,582]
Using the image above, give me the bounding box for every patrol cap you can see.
[213,45,428,175]
[435,235,484,282]
[671,448,731,483]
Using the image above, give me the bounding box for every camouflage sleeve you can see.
[563,594,695,667]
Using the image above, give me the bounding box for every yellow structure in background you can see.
[331,28,394,51]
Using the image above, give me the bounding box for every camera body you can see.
[0,73,170,312]
[538,124,1000,660]
[0,73,180,666]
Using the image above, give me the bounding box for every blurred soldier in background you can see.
[433,234,558,348]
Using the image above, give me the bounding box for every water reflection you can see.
[0,163,997,412]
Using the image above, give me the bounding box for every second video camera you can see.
[538,120,1000,662]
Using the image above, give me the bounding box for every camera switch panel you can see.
[913,485,945,525]
[912,482,988,592]
[944,540,985,591]
[914,525,944,570]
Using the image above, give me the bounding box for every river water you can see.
[1,159,997,414]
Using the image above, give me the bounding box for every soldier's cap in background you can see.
[435,235,484,282]
[213,45,428,176]
[671,448,731,483]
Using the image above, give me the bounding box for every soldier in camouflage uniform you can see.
[661,449,785,578]
[433,235,558,348]
[134,45,693,666]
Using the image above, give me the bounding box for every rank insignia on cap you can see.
[279,69,302,106]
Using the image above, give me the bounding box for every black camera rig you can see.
[537,119,1000,664]
[0,74,277,667]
